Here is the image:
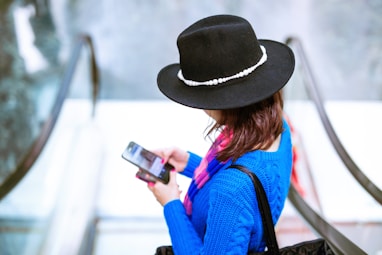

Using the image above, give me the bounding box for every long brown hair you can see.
[207,91,284,162]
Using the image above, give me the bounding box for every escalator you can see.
[1,1,381,254]
[283,37,382,254]
[0,1,100,254]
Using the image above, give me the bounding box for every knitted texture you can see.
[163,120,292,255]
[184,130,230,215]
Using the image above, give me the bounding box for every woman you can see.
[147,14,295,254]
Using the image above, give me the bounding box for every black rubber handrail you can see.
[284,37,370,254]
[0,35,100,200]
[288,185,367,255]
[286,36,382,206]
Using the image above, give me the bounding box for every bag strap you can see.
[230,164,280,255]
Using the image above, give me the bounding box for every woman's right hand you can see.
[153,147,189,172]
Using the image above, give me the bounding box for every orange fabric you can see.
[284,114,305,197]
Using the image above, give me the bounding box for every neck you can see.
[264,134,281,152]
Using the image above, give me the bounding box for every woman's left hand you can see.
[147,170,181,206]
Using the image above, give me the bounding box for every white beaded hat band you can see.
[177,45,267,87]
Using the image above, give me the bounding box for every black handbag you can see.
[231,164,334,255]
[155,245,174,255]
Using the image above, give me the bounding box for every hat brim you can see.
[157,40,295,110]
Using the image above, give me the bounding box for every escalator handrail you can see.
[286,36,382,205]
[288,185,367,255]
[0,35,100,200]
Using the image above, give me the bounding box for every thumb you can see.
[169,169,177,184]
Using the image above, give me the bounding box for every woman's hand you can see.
[153,147,189,172]
[147,170,181,206]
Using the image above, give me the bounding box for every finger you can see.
[161,147,179,163]
[160,148,173,163]
[169,170,177,185]
[147,182,155,192]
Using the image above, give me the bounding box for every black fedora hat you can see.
[157,15,295,110]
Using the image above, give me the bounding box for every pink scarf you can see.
[183,130,231,215]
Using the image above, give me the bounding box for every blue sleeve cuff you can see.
[181,152,202,178]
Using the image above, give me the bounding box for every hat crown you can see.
[177,15,263,82]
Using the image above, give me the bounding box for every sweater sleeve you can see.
[181,152,202,178]
[164,200,203,254]
[163,170,262,255]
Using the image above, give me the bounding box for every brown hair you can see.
[207,91,284,162]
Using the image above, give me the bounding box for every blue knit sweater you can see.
[163,122,292,254]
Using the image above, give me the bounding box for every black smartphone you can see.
[121,141,172,184]
[135,169,158,183]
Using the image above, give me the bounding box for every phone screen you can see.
[122,142,171,184]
